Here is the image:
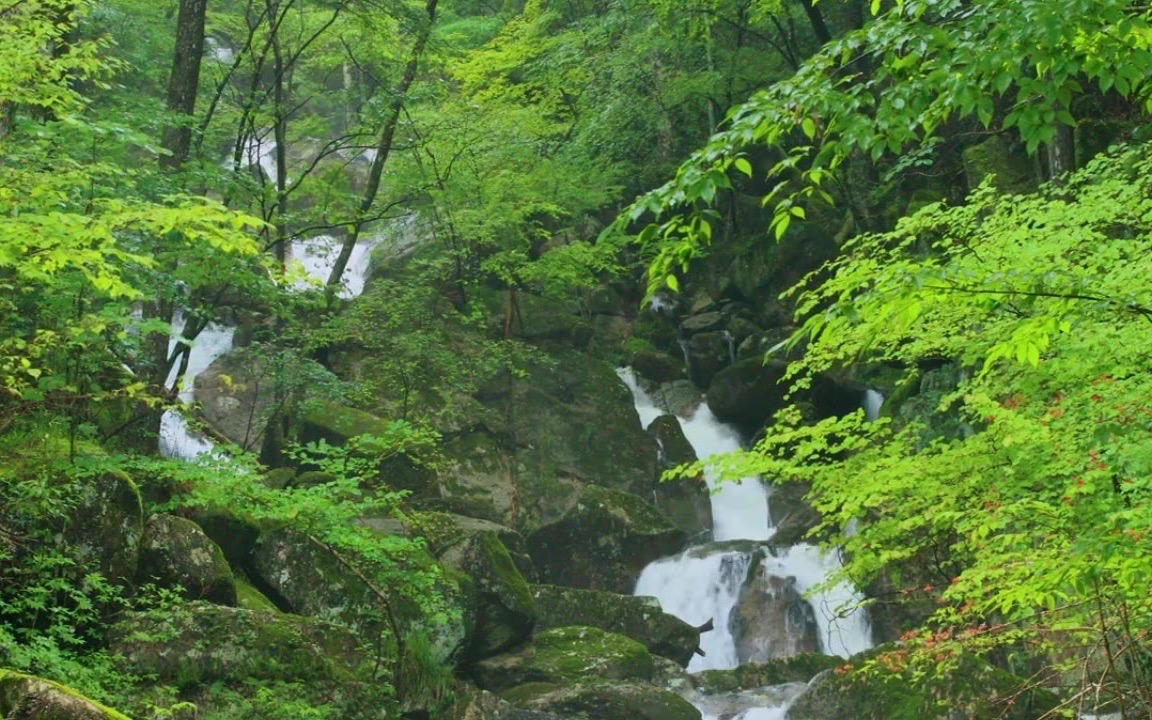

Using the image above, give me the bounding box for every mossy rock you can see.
[445,685,567,719]
[0,670,132,720]
[786,647,1060,720]
[527,486,686,594]
[474,626,654,693]
[501,680,701,720]
[250,527,474,666]
[961,134,1037,196]
[298,399,394,446]
[110,602,368,685]
[137,513,237,606]
[61,470,144,585]
[691,653,842,694]
[193,347,279,452]
[531,584,699,667]
[234,574,279,612]
[646,415,711,534]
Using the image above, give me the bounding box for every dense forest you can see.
[3,0,1152,717]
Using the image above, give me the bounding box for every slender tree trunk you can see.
[795,0,831,44]
[161,0,208,170]
[270,0,290,265]
[325,0,439,295]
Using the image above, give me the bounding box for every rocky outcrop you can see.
[730,554,819,663]
[474,626,654,693]
[646,415,711,534]
[62,470,143,585]
[194,348,279,452]
[527,486,686,593]
[501,681,701,720]
[0,670,132,720]
[531,585,699,667]
[250,527,473,665]
[137,513,237,605]
[110,602,367,684]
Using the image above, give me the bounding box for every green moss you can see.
[302,400,392,441]
[0,669,133,720]
[234,576,279,613]
[693,654,843,694]
[476,531,535,614]
[501,680,701,720]
[533,626,653,681]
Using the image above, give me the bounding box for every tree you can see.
[159,0,208,170]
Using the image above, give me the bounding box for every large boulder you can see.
[445,686,568,720]
[501,681,700,720]
[531,584,699,667]
[730,554,820,663]
[527,486,686,593]
[786,648,1061,720]
[110,602,367,684]
[250,527,473,666]
[0,670,131,720]
[474,626,654,693]
[705,358,789,434]
[62,470,144,585]
[194,348,278,452]
[137,513,237,606]
[690,653,842,694]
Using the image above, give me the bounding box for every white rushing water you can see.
[620,367,873,715]
[159,235,377,459]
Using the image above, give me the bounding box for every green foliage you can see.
[614,0,1152,300]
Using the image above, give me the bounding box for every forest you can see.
[3,0,1152,718]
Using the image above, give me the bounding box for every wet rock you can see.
[730,553,819,663]
[445,686,567,720]
[0,670,131,720]
[680,311,726,335]
[767,482,822,546]
[528,486,686,594]
[690,653,842,693]
[629,350,687,385]
[137,513,237,606]
[646,415,711,533]
[474,626,654,693]
[501,681,701,720]
[531,584,699,667]
[706,357,789,434]
[62,470,143,585]
[647,380,704,418]
[683,331,734,389]
[194,348,278,452]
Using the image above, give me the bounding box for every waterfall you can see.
[619,367,873,715]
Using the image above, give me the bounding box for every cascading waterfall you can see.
[159,235,377,459]
[619,367,874,717]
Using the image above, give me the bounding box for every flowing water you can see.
[619,367,874,717]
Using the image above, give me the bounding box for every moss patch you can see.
[0,669,133,720]
[474,626,653,692]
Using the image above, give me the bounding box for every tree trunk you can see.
[325,0,440,295]
[795,0,831,44]
[161,0,208,170]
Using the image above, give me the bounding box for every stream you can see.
[620,368,874,719]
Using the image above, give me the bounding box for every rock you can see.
[475,626,654,693]
[647,415,711,534]
[647,380,703,417]
[194,348,278,452]
[435,431,524,526]
[250,527,473,666]
[705,357,789,434]
[137,513,237,606]
[234,574,279,612]
[683,330,734,388]
[298,399,396,447]
[767,482,821,545]
[680,311,726,335]
[501,681,700,720]
[730,552,820,663]
[512,293,594,349]
[62,470,143,584]
[445,686,568,720]
[531,584,699,667]
[786,647,1061,720]
[528,486,686,593]
[629,349,686,385]
[690,653,842,693]
[110,602,367,684]
[0,670,132,720]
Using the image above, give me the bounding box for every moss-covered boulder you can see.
[111,602,367,684]
[475,626,654,693]
[0,670,132,720]
[705,358,790,434]
[531,584,699,667]
[690,653,842,694]
[501,681,700,720]
[961,133,1037,196]
[786,648,1060,720]
[298,399,395,447]
[137,513,237,606]
[62,470,143,585]
[445,686,568,720]
[250,527,474,666]
[527,486,686,593]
